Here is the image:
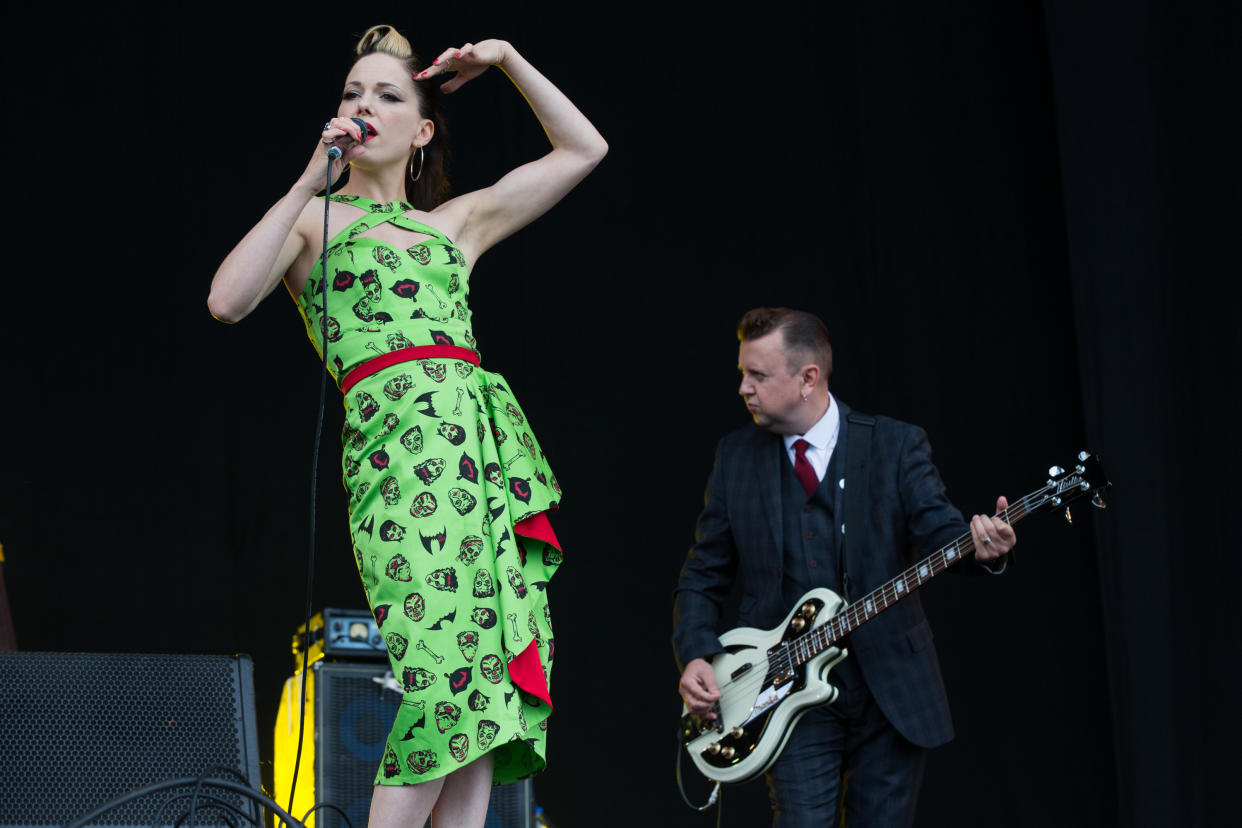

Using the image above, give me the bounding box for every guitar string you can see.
[710,485,1063,707]
[788,489,1050,668]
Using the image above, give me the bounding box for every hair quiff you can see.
[346,24,451,209]
[737,307,833,378]
[355,24,415,60]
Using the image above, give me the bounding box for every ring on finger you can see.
[982,536,993,545]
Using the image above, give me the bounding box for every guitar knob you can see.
[801,601,817,614]
[730,727,745,739]
[705,742,721,755]
[791,616,806,632]
[721,746,735,760]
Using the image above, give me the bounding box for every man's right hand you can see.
[679,657,722,718]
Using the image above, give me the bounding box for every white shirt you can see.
[782,394,840,483]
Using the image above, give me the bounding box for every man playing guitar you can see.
[673,307,1015,826]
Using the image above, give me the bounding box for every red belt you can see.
[339,345,480,393]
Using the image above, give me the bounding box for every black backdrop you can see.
[2,2,1237,826]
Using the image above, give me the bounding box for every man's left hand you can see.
[972,496,1016,562]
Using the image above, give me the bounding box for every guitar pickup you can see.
[730,662,753,681]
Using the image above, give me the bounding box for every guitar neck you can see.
[789,489,1045,667]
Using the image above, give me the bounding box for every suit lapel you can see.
[755,431,784,552]
[831,399,851,526]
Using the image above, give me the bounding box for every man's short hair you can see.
[737,307,833,378]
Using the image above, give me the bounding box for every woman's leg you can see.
[366,752,494,828]
[368,776,445,828]
[430,752,495,828]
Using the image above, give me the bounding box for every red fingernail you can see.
[455,52,462,58]
[433,58,440,64]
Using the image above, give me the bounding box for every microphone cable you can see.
[285,152,339,817]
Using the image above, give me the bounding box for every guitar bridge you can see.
[771,671,796,688]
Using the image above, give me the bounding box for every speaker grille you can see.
[315,662,399,828]
[0,653,261,828]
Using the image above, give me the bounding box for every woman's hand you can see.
[208,115,361,323]
[416,40,607,266]
[294,116,366,190]
[416,40,510,93]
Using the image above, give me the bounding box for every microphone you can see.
[326,118,370,160]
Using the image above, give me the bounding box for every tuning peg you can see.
[1065,507,1072,525]
[1078,451,1089,461]
[1048,465,1064,477]
[1092,493,1108,510]
[1051,496,1062,507]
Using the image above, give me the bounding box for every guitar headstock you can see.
[1028,452,1112,520]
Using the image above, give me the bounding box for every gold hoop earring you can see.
[409,146,425,183]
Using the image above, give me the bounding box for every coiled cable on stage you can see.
[180,765,255,828]
[62,772,295,828]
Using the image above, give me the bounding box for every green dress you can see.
[292,194,562,785]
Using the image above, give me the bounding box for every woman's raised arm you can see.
[207,118,366,323]
[421,41,608,263]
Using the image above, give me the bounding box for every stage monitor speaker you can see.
[0,652,262,828]
[275,660,532,828]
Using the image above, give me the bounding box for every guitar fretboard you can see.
[784,488,1048,669]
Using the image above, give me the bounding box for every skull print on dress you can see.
[406,750,439,775]
[448,733,470,762]
[383,373,415,401]
[386,554,412,582]
[472,569,496,598]
[477,720,500,751]
[410,492,437,518]
[380,476,401,506]
[448,488,477,515]
[399,425,424,454]
[413,458,446,486]
[457,630,480,662]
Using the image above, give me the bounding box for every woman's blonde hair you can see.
[355,24,414,61]
[349,25,450,209]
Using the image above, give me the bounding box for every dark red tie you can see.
[793,439,819,496]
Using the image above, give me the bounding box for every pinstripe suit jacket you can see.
[673,399,986,748]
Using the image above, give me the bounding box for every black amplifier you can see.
[291,608,387,664]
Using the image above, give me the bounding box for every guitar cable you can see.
[675,724,722,824]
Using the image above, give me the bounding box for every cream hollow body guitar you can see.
[680,453,1110,785]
